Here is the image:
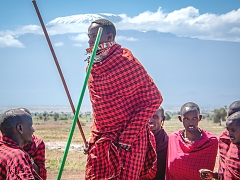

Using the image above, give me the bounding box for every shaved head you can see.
[0,109,30,133]
[228,100,240,117]
[180,102,200,115]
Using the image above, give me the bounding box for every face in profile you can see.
[20,114,34,145]
[88,23,113,47]
[226,120,240,145]
[178,107,202,133]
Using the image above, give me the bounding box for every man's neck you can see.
[152,128,162,136]
[184,129,201,142]
[5,134,24,148]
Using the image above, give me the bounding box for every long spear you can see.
[57,27,103,180]
[32,0,87,147]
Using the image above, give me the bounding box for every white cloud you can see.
[70,33,88,42]
[116,36,138,41]
[116,7,240,42]
[54,42,64,47]
[0,35,25,48]
[0,25,42,36]
[73,43,83,47]
[1,7,240,42]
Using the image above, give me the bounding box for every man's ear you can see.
[16,124,23,135]
[107,33,114,41]
[199,115,202,121]
[178,115,182,122]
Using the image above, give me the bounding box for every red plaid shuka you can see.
[166,129,218,180]
[139,131,157,180]
[85,44,162,179]
[0,136,38,180]
[219,130,240,180]
[23,135,47,180]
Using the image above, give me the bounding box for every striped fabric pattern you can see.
[0,136,36,180]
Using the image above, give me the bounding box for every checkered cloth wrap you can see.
[166,129,218,180]
[139,131,157,180]
[23,135,47,180]
[0,136,37,180]
[219,130,240,180]
[85,44,162,179]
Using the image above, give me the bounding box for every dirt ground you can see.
[47,171,85,180]
[32,118,224,179]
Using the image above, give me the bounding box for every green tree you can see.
[53,113,59,121]
[39,115,43,120]
[43,111,48,121]
[212,108,227,123]
[165,112,171,121]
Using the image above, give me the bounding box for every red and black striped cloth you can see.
[219,130,240,180]
[24,135,47,180]
[85,44,162,179]
[0,136,38,180]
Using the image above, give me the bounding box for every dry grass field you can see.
[32,117,226,180]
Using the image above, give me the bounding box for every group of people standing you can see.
[0,18,239,180]
[83,19,240,180]
[148,101,240,180]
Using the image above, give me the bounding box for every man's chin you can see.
[25,140,33,145]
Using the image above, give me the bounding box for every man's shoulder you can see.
[169,129,182,138]
[0,145,26,160]
[201,129,218,144]
[219,129,229,140]
[202,129,217,138]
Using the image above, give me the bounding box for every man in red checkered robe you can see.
[84,19,163,180]
[200,100,240,180]
[0,107,47,180]
[0,109,42,180]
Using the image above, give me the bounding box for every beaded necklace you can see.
[85,42,116,63]
[181,128,203,144]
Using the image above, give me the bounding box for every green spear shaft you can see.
[57,27,103,180]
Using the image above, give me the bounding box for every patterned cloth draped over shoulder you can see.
[0,136,39,180]
[139,131,158,180]
[23,135,47,180]
[166,129,218,180]
[86,44,162,179]
[219,130,240,180]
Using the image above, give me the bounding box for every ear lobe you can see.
[199,115,202,121]
[107,33,113,41]
[178,115,182,122]
[17,124,23,135]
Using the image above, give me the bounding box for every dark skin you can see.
[2,113,34,148]
[88,23,114,47]
[178,107,202,143]
[18,108,40,174]
[148,109,165,136]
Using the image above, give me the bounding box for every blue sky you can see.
[0,0,240,110]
